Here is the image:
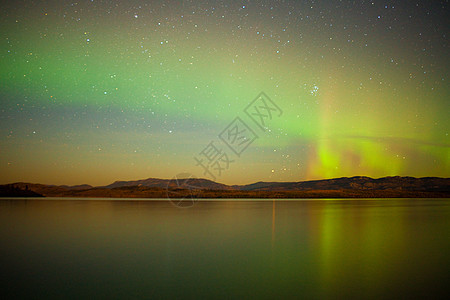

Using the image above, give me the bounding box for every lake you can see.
[1,198,449,299]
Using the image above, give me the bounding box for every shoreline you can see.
[1,188,448,199]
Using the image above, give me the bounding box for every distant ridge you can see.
[0,184,43,197]
[103,178,232,190]
[2,176,449,198]
[234,176,450,192]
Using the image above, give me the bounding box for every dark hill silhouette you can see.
[0,184,43,197]
[59,184,93,190]
[104,178,232,190]
[234,176,450,192]
[2,176,449,198]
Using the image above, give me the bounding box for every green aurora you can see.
[0,1,448,185]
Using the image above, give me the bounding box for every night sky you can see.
[1,0,449,186]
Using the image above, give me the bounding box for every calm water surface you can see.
[0,198,449,299]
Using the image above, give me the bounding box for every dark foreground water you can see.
[0,198,449,299]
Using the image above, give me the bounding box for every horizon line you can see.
[3,174,449,188]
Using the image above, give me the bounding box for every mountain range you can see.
[1,176,449,198]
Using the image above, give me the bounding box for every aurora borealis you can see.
[1,0,448,186]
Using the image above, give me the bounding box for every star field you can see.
[0,0,448,185]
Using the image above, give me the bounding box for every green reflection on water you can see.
[0,199,449,299]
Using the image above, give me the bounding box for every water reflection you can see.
[0,198,449,299]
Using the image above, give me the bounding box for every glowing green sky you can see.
[1,1,449,185]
